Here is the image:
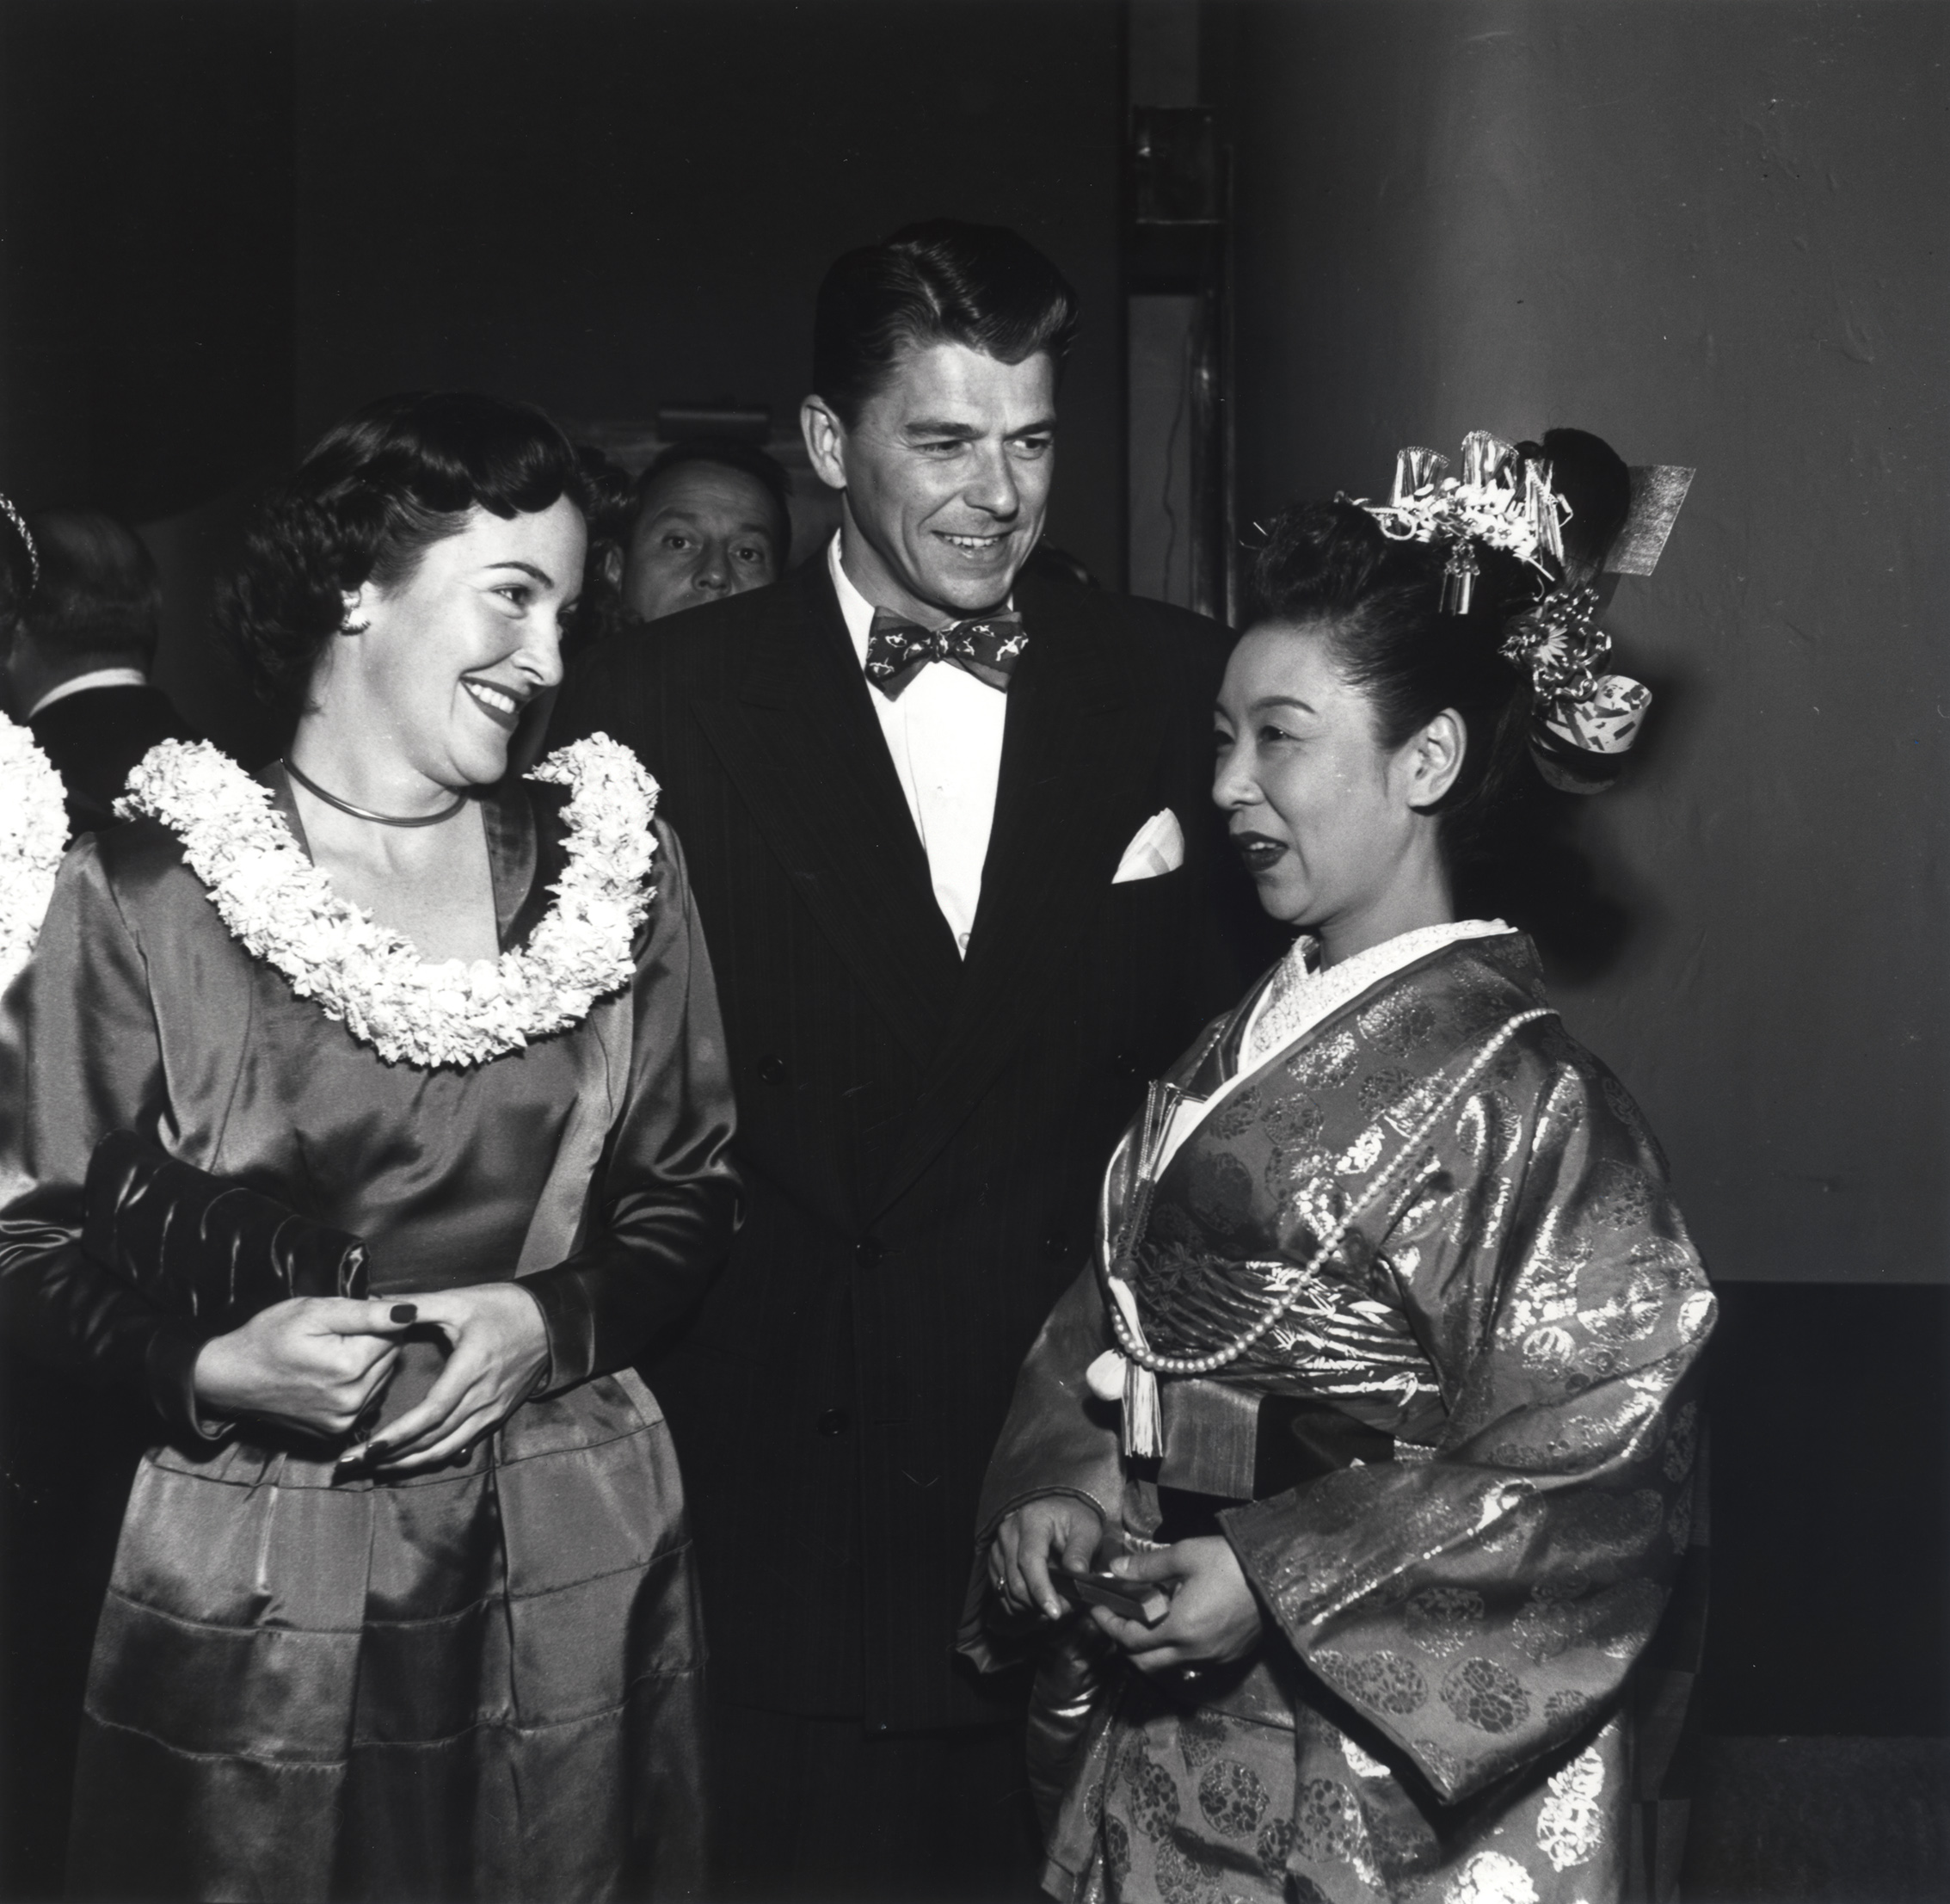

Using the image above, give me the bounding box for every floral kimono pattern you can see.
[967,933,1714,1904]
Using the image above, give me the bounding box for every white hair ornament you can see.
[1359,431,1566,613]
[1352,431,1693,785]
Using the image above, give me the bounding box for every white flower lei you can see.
[0,712,68,991]
[116,735,660,1069]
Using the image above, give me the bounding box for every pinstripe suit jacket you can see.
[552,558,1258,1730]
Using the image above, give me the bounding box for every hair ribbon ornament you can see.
[1356,429,1695,786]
[1499,583,1652,767]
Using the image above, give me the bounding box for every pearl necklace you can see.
[1104,1007,1554,1383]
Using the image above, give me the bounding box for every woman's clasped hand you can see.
[990,1498,1264,1673]
[190,1296,415,1441]
[343,1284,551,1472]
[1090,1538,1264,1675]
[990,1493,1103,1619]
[190,1284,551,1471]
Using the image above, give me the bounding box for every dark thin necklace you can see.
[283,756,468,828]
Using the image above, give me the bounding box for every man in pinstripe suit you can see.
[554,220,1259,1899]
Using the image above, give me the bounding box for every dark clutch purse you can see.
[83,1130,369,1329]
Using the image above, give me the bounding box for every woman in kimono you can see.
[973,431,1714,1904]
[0,392,739,1901]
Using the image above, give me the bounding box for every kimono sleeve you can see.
[1221,1028,1717,1804]
[970,1260,1128,1549]
[519,818,742,1392]
[0,835,212,1436]
[956,1258,1129,1673]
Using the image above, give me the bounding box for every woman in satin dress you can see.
[970,434,1714,1904]
[0,392,739,1901]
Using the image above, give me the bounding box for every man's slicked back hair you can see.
[812,219,1079,426]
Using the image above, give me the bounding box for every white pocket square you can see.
[1111,808,1184,884]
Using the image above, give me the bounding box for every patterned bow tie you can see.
[864,608,1028,699]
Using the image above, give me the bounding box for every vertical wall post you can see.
[1125,0,1234,620]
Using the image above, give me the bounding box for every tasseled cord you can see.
[1091,1278,1162,1459]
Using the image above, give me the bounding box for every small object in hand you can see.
[1052,1564,1171,1626]
[390,1303,416,1324]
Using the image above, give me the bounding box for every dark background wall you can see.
[0,2,294,521]
[287,0,1126,576]
[1210,0,1949,1291]
[284,0,1134,683]
[0,1,297,755]
[1203,7,1950,1890]
[3,0,1128,757]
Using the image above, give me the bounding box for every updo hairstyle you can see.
[1246,428,1630,861]
[217,391,592,713]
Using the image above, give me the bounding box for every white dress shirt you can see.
[828,534,1008,957]
[26,665,149,720]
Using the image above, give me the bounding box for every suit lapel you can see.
[870,584,1157,1215]
[691,565,962,1066]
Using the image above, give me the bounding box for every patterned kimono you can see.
[968,929,1714,1904]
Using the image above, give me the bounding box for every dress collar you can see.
[1238,917,1515,1077]
[260,764,544,953]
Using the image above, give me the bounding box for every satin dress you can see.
[0,770,740,1901]
[966,933,1714,1904]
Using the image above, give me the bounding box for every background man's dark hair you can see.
[812,219,1079,426]
[22,510,163,666]
[635,438,793,563]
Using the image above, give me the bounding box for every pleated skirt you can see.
[67,1363,705,1903]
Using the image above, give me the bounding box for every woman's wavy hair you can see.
[1246,428,1630,869]
[217,391,592,715]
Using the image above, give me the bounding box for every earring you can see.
[341,617,371,635]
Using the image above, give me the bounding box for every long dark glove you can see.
[82,1131,368,1330]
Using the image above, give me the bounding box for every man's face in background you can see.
[620,461,783,623]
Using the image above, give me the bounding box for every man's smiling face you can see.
[805,339,1056,622]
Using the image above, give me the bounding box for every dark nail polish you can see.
[363,1442,390,1463]
[390,1303,416,1324]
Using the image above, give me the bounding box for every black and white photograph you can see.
[0,3,1942,1901]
